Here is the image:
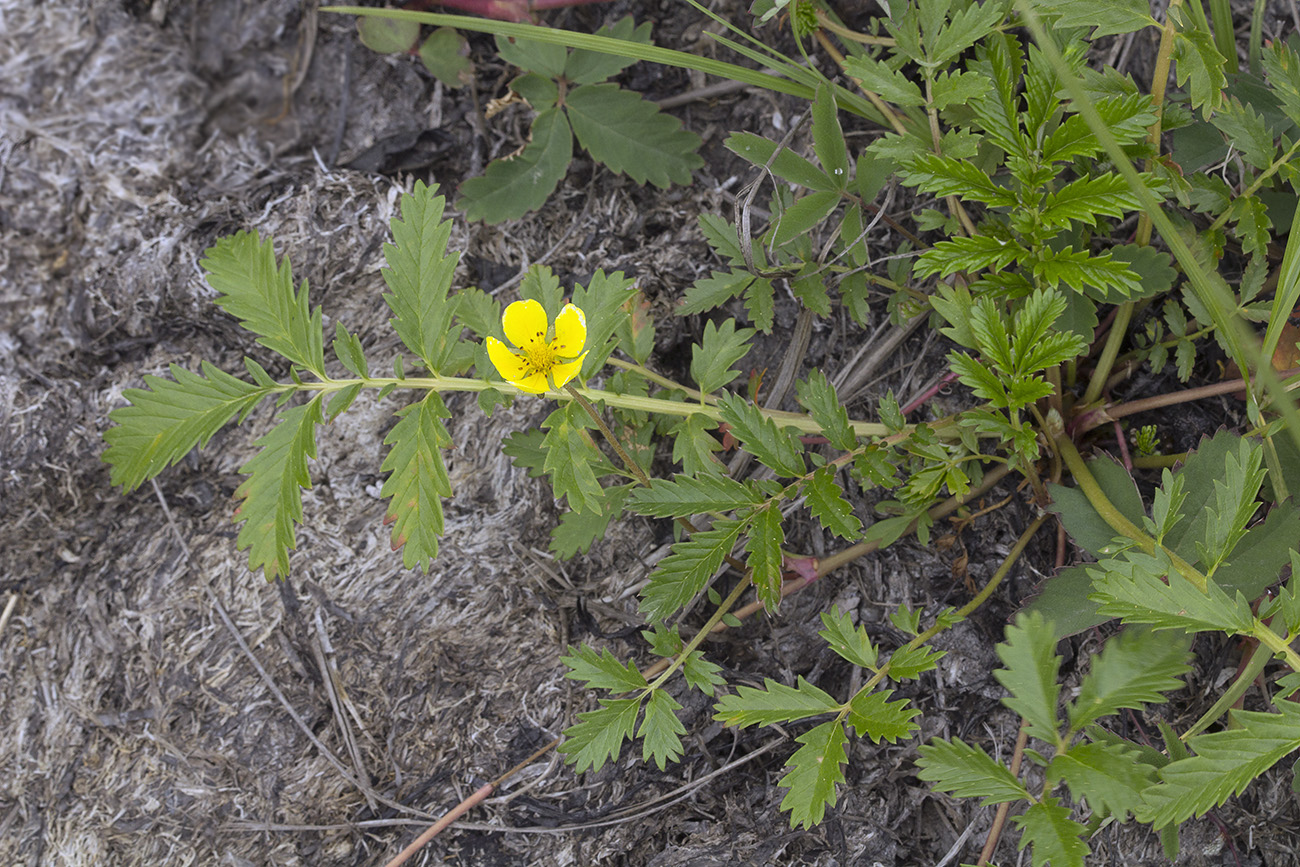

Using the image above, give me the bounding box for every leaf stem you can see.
[1081,301,1134,407]
[644,575,752,694]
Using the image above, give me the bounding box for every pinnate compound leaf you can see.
[847,690,920,743]
[1263,40,1300,129]
[670,414,725,476]
[460,107,572,223]
[1212,97,1277,170]
[1032,247,1143,300]
[559,697,640,773]
[1048,741,1157,820]
[1140,704,1300,828]
[104,361,273,492]
[1040,0,1154,37]
[690,319,755,395]
[819,607,878,669]
[233,397,324,579]
[778,720,847,829]
[639,690,686,770]
[1229,194,1272,259]
[201,232,325,375]
[843,54,925,106]
[1012,797,1090,867]
[717,394,806,478]
[541,403,605,514]
[914,234,1027,278]
[993,612,1062,744]
[886,643,945,680]
[902,154,1016,207]
[379,393,453,572]
[1039,173,1141,229]
[916,737,1031,806]
[562,644,649,693]
[565,83,702,188]
[796,369,857,451]
[639,519,745,623]
[627,474,763,517]
[380,181,462,371]
[1068,628,1192,730]
[747,505,785,611]
[1089,552,1255,633]
[805,467,863,540]
[713,676,839,728]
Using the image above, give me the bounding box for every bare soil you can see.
[2,1,1298,865]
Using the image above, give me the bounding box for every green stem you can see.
[293,373,896,437]
[1251,621,1300,672]
[1082,301,1134,407]
[645,575,752,693]
[1182,640,1271,740]
[606,358,715,403]
[1052,427,1207,592]
[565,383,651,486]
[1206,137,1300,234]
[1135,0,1181,247]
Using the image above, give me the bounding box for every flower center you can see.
[522,344,557,376]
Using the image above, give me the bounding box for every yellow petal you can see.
[502,299,549,350]
[486,336,530,382]
[551,303,587,358]
[512,372,552,394]
[550,351,588,389]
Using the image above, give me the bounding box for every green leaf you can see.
[1212,97,1277,170]
[640,690,686,770]
[380,181,462,372]
[916,737,1031,805]
[1171,8,1227,119]
[571,269,636,378]
[805,467,863,540]
[902,154,1016,207]
[847,690,920,743]
[1048,741,1157,820]
[495,33,567,77]
[460,107,572,223]
[1068,628,1192,730]
[670,414,725,476]
[914,234,1027,278]
[770,190,841,247]
[1012,797,1090,867]
[811,83,849,188]
[627,474,763,517]
[356,16,418,53]
[744,277,776,333]
[843,54,925,106]
[717,394,806,478]
[563,16,650,85]
[615,288,656,364]
[104,362,273,492]
[550,484,631,559]
[818,607,878,669]
[640,518,746,623]
[1263,41,1300,129]
[682,650,726,696]
[681,270,751,317]
[926,0,1006,67]
[1021,565,1111,640]
[562,644,649,693]
[969,31,1028,159]
[725,132,835,191]
[201,231,325,375]
[541,402,605,514]
[1032,247,1144,301]
[379,393,452,571]
[993,612,1062,745]
[1040,0,1155,38]
[713,675,839,729]
[332,323,370,379]
[778,720,848,829]
[1141,704,1300,828]
[690,318,754,395]
[565,83,702,187]
[1039,173,1141,229]
[233,397,324,579]
[886,643,945,680]
[559,697,640,773]
[1089,551,1255,633]
[747,504,785,611]
[418,28,472,89]
[325,382,362,422]
[1229,194,1273,260]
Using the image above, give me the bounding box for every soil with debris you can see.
[2,1,1298,865]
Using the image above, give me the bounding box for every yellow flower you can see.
[485,299,589,394]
